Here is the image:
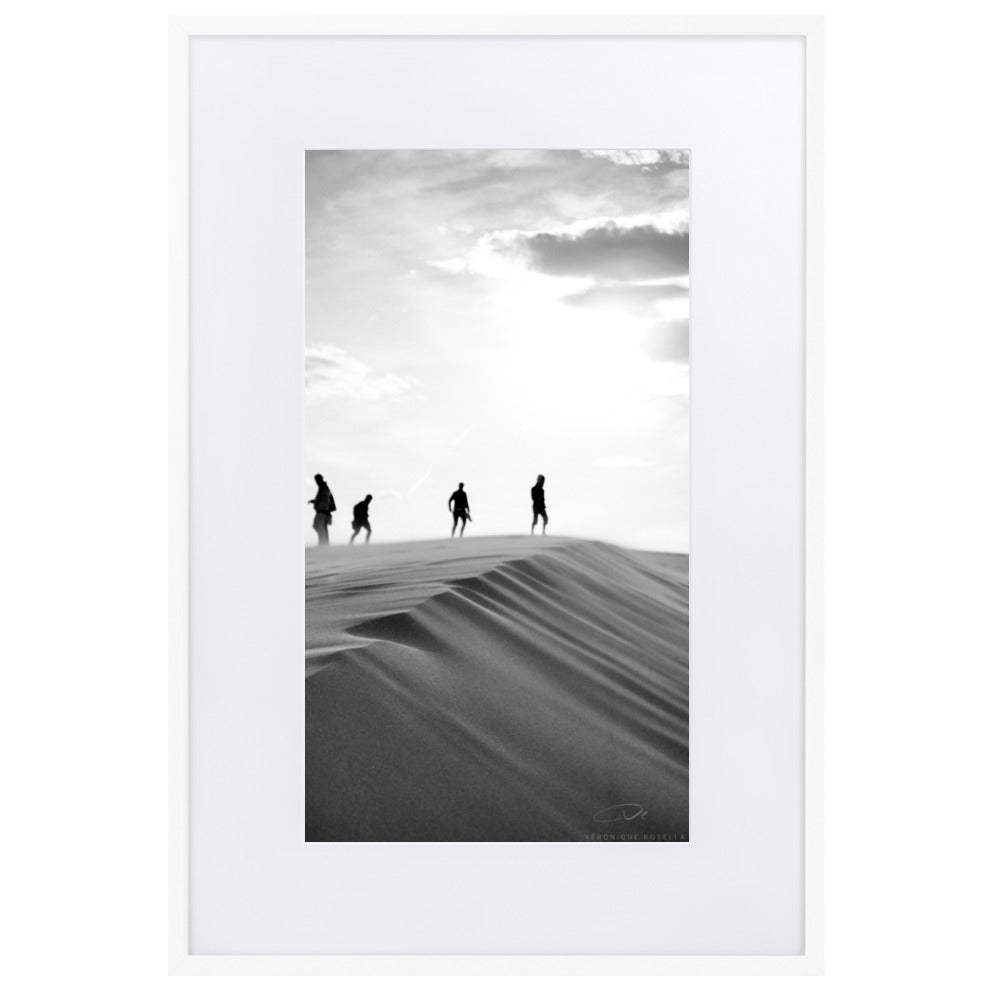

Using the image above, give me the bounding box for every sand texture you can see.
[305,537,688,841]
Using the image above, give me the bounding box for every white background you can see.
[188,31,804,958]
[2,0,997,994]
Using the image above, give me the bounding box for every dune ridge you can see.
[306,536,688,841]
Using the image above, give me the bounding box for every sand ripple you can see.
[306,537,688,841]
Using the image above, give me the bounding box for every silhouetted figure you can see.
[308,473,336,546]
[350,494,373,544]
[448,482,472,537]
[531,474,548,536]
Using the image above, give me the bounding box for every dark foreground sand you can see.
[305,536,688,841]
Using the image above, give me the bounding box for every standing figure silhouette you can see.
[308,473,335,546]
[350,494,373,545]
[531,474,548,536]
[448,482,472,538]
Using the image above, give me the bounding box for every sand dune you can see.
[305,536,688,841]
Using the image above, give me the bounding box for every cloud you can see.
[562,281,688,314]
[434,213,689,284]
[305,345,420,403]
[523,223,688,280]
[593,456,652,468]
[642,320,690,363]
[581,149,689,169]
[483,149,556,169]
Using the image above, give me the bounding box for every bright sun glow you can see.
[306,150,689,551]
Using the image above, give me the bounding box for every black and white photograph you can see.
[305,149,689,841]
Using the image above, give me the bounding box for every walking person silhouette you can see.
[531,474,548,536]
[448,482,472,537]
[350,494,373,544]
[308,473,336,546]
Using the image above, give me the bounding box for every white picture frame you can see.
[170,16,824,974]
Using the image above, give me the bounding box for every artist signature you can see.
[593,803,648,823]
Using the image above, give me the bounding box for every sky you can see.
[305,149,689,552]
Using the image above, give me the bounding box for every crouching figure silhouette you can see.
[350,494,373,544]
